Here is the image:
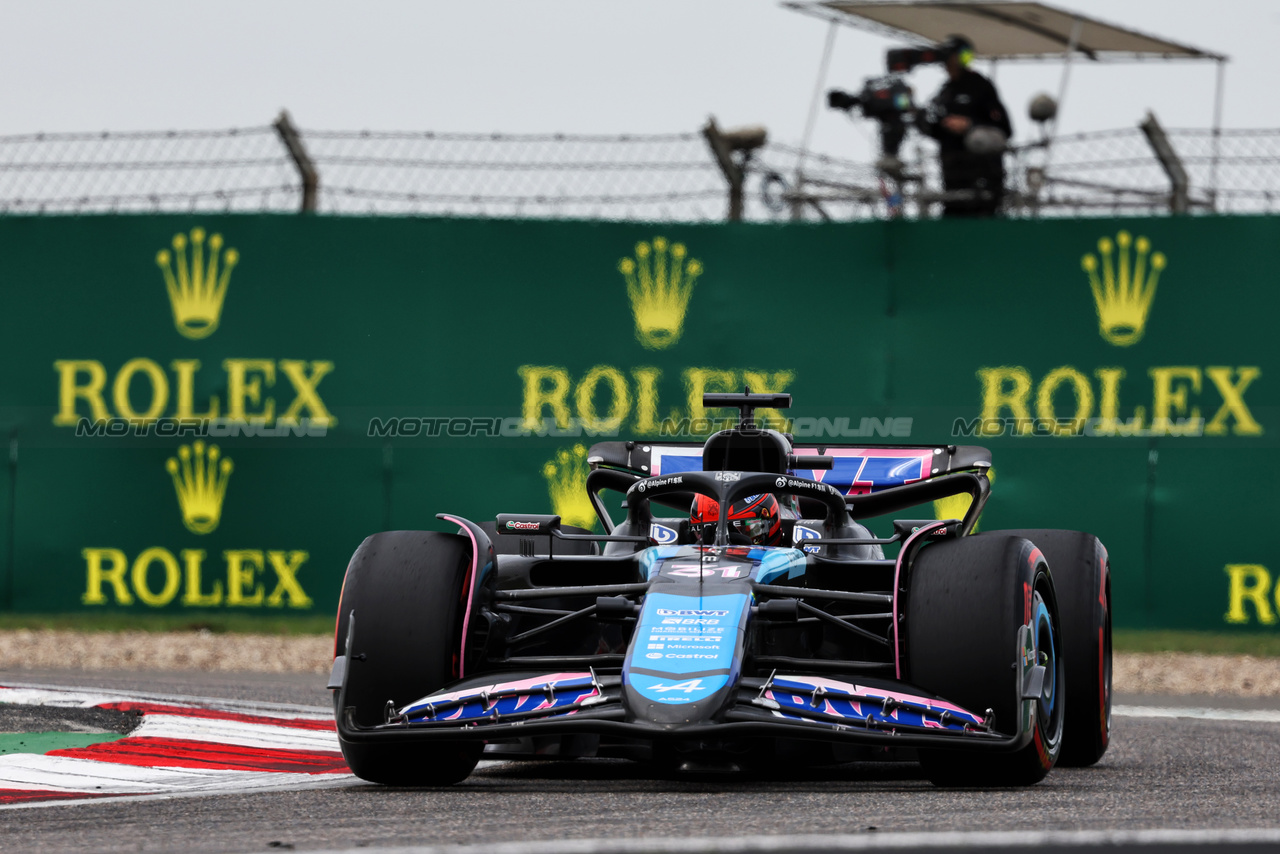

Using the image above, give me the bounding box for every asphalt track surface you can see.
[2,669,1280,854]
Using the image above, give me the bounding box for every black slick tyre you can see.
[996,529,1111,767]
[333,530,482,785]
[906,534,1065,787]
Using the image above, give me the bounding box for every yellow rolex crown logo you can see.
[156,227,239,340]
[1081,230,1165,347]
[166,441,234,535]
[542,444,596,530]
[619,237,703,350]
[934,468,994,532]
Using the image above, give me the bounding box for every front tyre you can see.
[906,534,1065,787]
[333,530,483,785]
[996,529,1111,767]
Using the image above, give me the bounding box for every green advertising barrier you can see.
[0,428,11,612]
[0,214,1274,630]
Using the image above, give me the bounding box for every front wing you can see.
[334,667,1034,753]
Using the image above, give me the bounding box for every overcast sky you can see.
[2,0,1276,160]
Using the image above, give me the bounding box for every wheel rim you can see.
[1031,589,1063,742]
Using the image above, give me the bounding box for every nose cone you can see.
[622,588,751,728]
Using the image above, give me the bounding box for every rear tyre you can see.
[907,534,1065,787]
[333,530,482,785]
[996,529,1111,767]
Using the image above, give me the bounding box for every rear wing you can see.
[586,441,992,532]
[586,441,990,495]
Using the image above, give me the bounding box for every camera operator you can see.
[921,35,1012,217]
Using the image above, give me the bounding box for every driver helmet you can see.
[690,493,782,546]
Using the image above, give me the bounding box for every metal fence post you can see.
[702,117,767,222]
[1140,111,1189,214]
[273,110,319,213]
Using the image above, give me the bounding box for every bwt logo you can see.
[794,525,822,554]
[656,608,728,617]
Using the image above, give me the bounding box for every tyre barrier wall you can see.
[0,214,1274,630]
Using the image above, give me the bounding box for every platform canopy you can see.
[785,0,1225,61]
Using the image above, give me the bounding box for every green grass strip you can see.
[0,732,126,756]
[1113,629,1280,657]
[0,612,334,635]
[0,616,1278,657]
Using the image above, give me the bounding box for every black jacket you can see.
[922,68,1012,154]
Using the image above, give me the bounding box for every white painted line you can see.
[1114,703,1280,723]
[131,714,340,752]
[0,687,144,710]
[0,682,350,809]
[0,752,342,794]
[298,827,1280,854]
[0,774,357,811]
[0,682,331,719]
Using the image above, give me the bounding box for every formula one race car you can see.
[330,392,1111,787]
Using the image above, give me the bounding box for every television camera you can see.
[826,42,960,160]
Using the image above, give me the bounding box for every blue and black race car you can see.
[330,392,1111,787]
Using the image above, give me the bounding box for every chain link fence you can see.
[307,130,728,220]
[0,127,301,214]
[1,118,1277,221]
[1019,127,1280,215]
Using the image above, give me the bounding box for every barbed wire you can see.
[1010,127,1280,215]
[0,127,300,214]
[305,130,728,219]
[1,123,1277,220]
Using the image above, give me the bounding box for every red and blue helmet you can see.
[690,493,782,546]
